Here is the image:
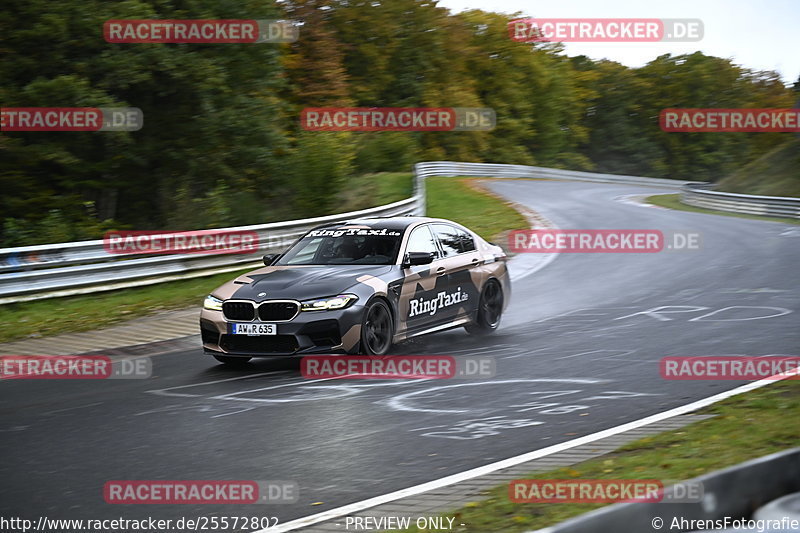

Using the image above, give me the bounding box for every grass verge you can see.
[646,194,800,225]
[393,380,800,532]
[427,177,528,242]
[0,174,526,344]
[0,268,255,344]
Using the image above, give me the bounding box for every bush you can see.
[285,132,356,216]
[354,133,419,174]
[1,203,117,247]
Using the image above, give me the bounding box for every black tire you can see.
[360,299,394,355]
[465,280,503,336]
[213,355,252,366]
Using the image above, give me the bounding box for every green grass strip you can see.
[391,380,800,532]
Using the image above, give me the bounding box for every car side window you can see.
[405,225,440,259]
[432,224,463,257]
[458,228,476,252]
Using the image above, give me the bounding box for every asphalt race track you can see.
[1,179,798,525]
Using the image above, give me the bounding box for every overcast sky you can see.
[436,0,800,85]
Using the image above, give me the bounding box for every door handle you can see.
[471,258,481,265]
[436,267,446,276]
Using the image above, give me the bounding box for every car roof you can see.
[310,216,458,232]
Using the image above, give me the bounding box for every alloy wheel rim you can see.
[365,305,391,353]
[481,283,502,327]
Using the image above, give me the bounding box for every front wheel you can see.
[360,299,394,355]
[465,280,503,336]
[213,354,252,366]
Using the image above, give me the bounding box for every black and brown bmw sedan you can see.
[200,216,510,365]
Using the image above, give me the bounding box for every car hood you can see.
[223,264,396,301]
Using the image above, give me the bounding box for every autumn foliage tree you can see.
[1,0,795,245]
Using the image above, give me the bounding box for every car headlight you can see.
[203,294,224,311]
[300,294,358,311]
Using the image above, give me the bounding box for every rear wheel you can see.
[465,280,503,335]
[213,355,252,366]
[360,299,394,355]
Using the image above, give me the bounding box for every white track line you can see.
[260,376,785,532]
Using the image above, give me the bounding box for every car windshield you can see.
[276,227,403,265]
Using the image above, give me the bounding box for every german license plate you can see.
[230,323,276,336]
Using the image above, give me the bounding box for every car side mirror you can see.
[262,253,279,266]
[402,251,434,267]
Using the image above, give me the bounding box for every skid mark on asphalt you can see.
[42,402,104,416]
[555,349,636,360]
[133,403,257,418]
[407,386,663,440]
[385,379,606,414]
[213,381,418,404]
[147,370,297,397]
[410,416,545,440]
[531,303,795,325]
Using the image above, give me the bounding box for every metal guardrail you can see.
[1,161,794,303]
[525,448,800,533]
[414,160,692,187]
[415,161,799,219]
[412,161,692,217]
[0,197,420,303]
[682,182,800,219]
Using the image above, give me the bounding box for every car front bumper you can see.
[199,304,365,357]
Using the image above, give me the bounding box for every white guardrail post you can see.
[1,162,796,303]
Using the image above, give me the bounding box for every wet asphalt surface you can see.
[1,180,798,526]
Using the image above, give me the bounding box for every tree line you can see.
[1,0,797,246]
